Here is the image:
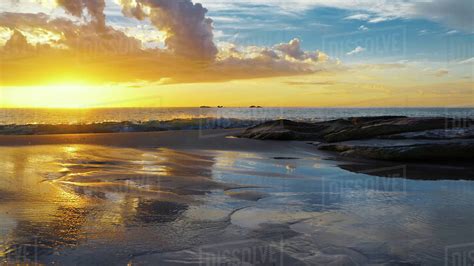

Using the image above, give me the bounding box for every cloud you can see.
[215,40,336,76]
[368,16,391,23]
[0,8,339,86]
[119,0,218,60]
[345,14,370,21]
[347,46,365,56]
[413,0,473,32]
[274,38,324,61]
[356,63,407,70]
[0,12,142,54]
[358,25,368,31]
[211,16,241,23]
[56,0,106,30]
[434,69,449,77]
[345,13,393,24]
[3,29,35,54]
[418,29,429,36]
[285,81,335,86]
[457,57,474,65]
[199,0,473,32]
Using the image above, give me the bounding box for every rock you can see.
[239,118,392,141]
[339,162,474,180]
[239,116,458,142]
[272,157,300,160]
[318,140,474,162]
[379,127,474,140]
[323,117,454,142]
[241,117,474,163]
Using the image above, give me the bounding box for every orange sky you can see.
[0,0,472,108]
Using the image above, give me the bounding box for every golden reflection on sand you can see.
[0,144,227,260]
[1,142,473,265]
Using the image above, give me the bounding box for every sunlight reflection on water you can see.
[1,107,472,125]
[0,144,473,264]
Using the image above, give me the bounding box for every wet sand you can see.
[0,129,308,151]
[1,130,474,265]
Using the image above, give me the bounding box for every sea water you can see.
[0,107,472,125]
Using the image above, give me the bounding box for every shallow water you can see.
[1,144,474,265]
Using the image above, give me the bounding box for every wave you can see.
[0,118,267,135]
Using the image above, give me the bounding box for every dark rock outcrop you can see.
[239,117,461,142]
[239,116,405,141]
[379,127,474,140]
[339,161,474,180]
[318,140,474,161]
[240,116,474,162]
[238,119,342,140]
[323,117,451,142]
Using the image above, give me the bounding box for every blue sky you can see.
[201,1,473,65]
[89,0,474,73]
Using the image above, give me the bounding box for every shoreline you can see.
[0,129,316,153]
[1,128,473,181]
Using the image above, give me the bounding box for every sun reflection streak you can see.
[35,0,57,8]
[64,146,79,154]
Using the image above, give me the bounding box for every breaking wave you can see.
[0,118,267,135]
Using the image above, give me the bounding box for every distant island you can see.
[249,106,263,108]
[200,106,225,108]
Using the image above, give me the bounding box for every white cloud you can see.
[358,25,369,31]
[211,16,242,23]
[368,16,391,23]
[457,57,474,65]
[345,14,371,20]
[434,68,449,77]
[347,46,366,56]
[418,29,429,36]
[346,13,394,24]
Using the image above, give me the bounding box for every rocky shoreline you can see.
[239,117,474,162]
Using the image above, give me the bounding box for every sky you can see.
[0,0,472,107]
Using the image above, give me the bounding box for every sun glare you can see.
[1,83,108,108]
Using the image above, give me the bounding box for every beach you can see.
[2,0,473,263]
[1,129,474,265]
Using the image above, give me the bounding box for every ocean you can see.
[1,107,472,125]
